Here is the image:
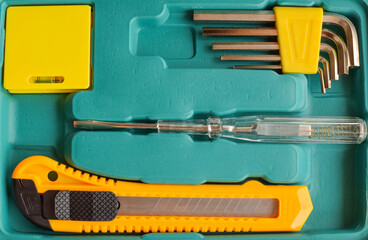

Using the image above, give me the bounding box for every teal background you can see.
[1,0,368,239]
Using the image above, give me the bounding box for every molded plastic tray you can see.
[1,0,368,239]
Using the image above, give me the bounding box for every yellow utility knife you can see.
[12,156,313,233]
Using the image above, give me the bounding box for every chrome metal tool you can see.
[194,9,360,93]
[194,10,359,67]
[214,42,338,81]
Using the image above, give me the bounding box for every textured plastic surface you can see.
[54,191,118,221]
[274,7,323,74]
[3,5,91,93]
[0,0,367,239]
[12,156,313,233]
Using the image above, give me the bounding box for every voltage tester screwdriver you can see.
[74,115,367,144]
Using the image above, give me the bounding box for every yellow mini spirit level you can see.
[12,156,313,233]
[4,5,92,93]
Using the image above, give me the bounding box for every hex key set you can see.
[194,8,360,93]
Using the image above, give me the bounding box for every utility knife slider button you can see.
[13,179,52,230]
[13,179,42,216]
[21,193,42,215]
[55,191,118,221]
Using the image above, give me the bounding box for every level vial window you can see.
[30,76,64,84]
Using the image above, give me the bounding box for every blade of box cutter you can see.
[117,196,279,217]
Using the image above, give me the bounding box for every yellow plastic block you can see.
[4,5,91,93]
[274,7,323,74]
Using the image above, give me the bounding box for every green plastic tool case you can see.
[1,0,368,239]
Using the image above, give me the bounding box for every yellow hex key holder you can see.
[12,156,313,233]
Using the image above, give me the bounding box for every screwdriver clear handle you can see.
[74,116,367,144]
[157,116,367,144]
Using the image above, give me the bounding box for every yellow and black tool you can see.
[12,156,313,233]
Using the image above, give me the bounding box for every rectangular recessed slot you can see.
[29,76,64,84]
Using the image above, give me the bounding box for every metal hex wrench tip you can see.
[321,29,349,74]
[319,56,331,89]
[320,43,338,81]
[195,10,359,68]
[318,67,327,94]
[323,13,359,67]
[233,56,330,94]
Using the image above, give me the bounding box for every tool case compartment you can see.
[0,0,367,239]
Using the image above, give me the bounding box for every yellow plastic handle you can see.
[12,156,313,233]
[274,7,323,74]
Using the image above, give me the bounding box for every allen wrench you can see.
[213,41,338,82]
[194,10,359,68]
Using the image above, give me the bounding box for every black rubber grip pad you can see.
[55,191,118,221]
